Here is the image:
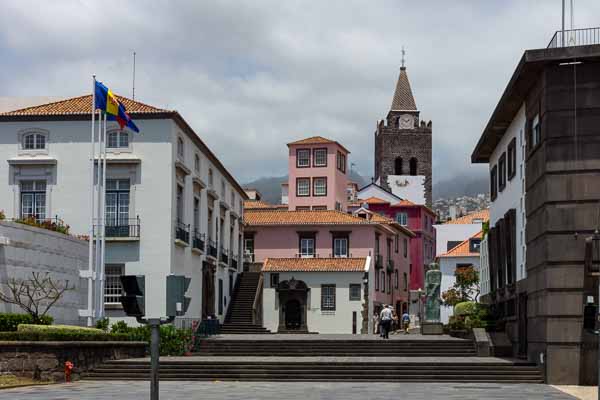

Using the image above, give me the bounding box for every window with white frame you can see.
[396,212,408,226]
[104,265,124,304]
[333,237,348,257]
[299,235,315,257]
[296,178,310,197]
[297,149,310,167]
[313,148,327,167]
[194,154,200,173]
[208,168,214,187]
[22,132,46,150]
[313,177,327,196]
[20,180,46,220]
[531,114,540,148]
[107,131,129,149]
[177,137,184,159]
[106,179,130,226]
[321,284,336,311]
[221,180,226,197]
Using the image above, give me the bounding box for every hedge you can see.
[454,301,478,317]
[0,314,53,332]
[17,324,104,334]
[0,331,130,342]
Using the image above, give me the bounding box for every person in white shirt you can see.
[380,305,393,339]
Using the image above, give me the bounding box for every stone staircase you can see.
[220,272,270,334]
[84,337,543,383]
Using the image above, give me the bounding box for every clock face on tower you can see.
[399,114,414,129]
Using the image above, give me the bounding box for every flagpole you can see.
[99,113,108,319]
[94,112,103,320]
[86,75,96,327]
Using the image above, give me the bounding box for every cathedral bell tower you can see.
[374,60,432,206]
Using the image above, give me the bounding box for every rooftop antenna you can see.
[132,51,136,100]
[401,46,406,69]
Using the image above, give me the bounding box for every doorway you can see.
[277,278,309,333]
[285,299,302,329]
[518,293,528,357]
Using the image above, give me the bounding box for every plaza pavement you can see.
[0,381,576,400]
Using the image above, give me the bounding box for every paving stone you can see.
[0,381,576,400]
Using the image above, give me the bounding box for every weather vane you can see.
[401,46,406,68]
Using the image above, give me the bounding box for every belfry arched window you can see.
[394,157,403,175]
[409,158,418,176]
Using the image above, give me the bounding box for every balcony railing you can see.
[296,253,317,258]
[193,230,205,251]
[231,253,238,270]
[374,254,384,269]
[94,217,140,238]
[547,27,600,48]
[220,247,229,265]
[208,239,218,258]
[329,253,353,258]
[175,221,190,244]
[387,259,395,272]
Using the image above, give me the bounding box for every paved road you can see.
[0,381,575,400]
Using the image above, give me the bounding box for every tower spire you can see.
[390,59,417,111]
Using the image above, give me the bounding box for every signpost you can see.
[120,274,191,400]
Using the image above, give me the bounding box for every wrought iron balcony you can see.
[230,253,238,270]
[296,253,317,258]
[208,239,218,258]
[192,230,205,251]
[175,221,190,244]
[387,259,395,272]
[374,254,384,269]
[93,217,140,238]
[220,247,228,265]
[547,27,600,48]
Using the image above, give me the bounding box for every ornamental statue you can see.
[424,262,442,322]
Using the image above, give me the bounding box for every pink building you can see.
[286,136,349,212]
[241,136,415,334]
[349,188,436,292]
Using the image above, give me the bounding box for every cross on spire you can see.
[401,46,405,69]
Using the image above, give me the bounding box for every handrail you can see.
[252,274,264,326]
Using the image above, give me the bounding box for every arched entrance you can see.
[276,278,309,333]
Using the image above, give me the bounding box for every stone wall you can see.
[0,341,146,381]
[0,221,87,325]
[374,121,432,206]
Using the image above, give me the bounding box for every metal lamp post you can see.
[417,287,423,328]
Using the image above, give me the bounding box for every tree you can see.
[442,265,480,307]
[0,272,74,323]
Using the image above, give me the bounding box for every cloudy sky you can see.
[2,1,599,184]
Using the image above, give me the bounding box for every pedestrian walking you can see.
[402,311,411,334]
[391,308,399,334]
[373,312,380,335]
[380,304,393,339]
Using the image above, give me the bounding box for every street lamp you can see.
[417,287,423,328]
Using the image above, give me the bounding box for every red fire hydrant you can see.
[64,361,74,382]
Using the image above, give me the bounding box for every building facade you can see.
[437,231,483,324]
[0,95,247,324]
[434,209,489,256]
[374,65,432,206]
[472,38,600,384]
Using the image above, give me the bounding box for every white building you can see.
[434,209,488,256]
[437,231,482,324]
[479,105,527,298]
[0,95,247,324]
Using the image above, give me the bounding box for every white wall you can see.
[263,271,365,334]
[434,223,482,255]
[439,255,481,324]
[489,104,527,282]
[386,175,426,205]
[357,185,399,204]
[0,221,87,325]
[480,235,490,296]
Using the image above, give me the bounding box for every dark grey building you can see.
[472,31,600,384]
[374,65,432,207]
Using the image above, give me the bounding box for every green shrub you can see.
[110,321,192,356]
[0,331,131,341]
[454,301,478,317]
[17,324,103,334]
[0,314,52,332]
[95,317,110,332]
